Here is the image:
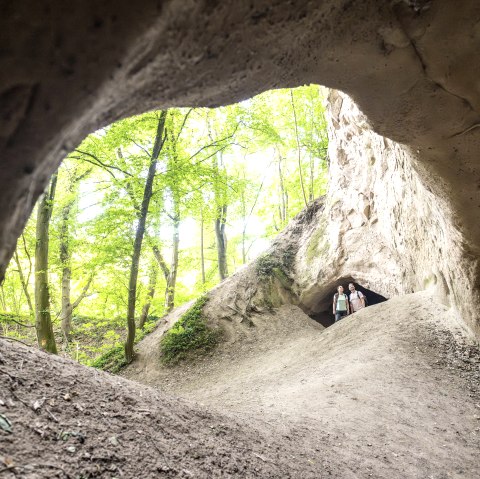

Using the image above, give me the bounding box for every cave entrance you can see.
[307,281,388,328]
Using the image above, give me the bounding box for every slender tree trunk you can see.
[0,285,6,311]
[290,89,308,207]
[59,202,73,338]
[13,250,34,316]
[200,210,206,284]
[165,210,179,312]
[215,205,228,280]
[125,110,167,364]
[309,152,315,202]
[35,174,58,354]
[278,154,288,224]
[138,262,158,329]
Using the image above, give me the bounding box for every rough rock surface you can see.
[1,1,480,336]
[297,91,479,336]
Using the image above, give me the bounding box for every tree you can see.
[0,85,329,365]
[35,174,58,354]
[138,261,158,329]
[13,235,34,316]
[125,110,167,363]
[58,166,93,340]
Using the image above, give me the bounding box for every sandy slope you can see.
[1,293,479,478]
[126,292,480,478]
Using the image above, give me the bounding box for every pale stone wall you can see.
[295,91,477,337]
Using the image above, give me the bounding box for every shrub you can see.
[90,343,126,373]
[159,296,220,365]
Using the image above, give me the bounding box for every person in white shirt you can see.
[348,283,365,312]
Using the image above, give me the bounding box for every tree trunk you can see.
[59,202,73,338]
[35,174,58,354]
[200,210,206,284]
[165,210,179,312]
[309,152,315,202]
[215,205,228,280]
[138,262,158,329]
[13,250,34,316]
[125,110,167,364]
[290,89,308,207]
[241,189,247,265]
[278,153,288,225]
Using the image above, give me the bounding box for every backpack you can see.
[351,290,368,306]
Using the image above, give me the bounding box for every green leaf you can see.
[0,413,12,433]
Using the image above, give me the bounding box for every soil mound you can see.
[0,335,321,478]
[1,293,479,478]
[126,292,480,479]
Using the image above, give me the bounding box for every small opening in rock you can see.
[308,281,388,328]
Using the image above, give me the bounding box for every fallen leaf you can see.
[0,414,12,433]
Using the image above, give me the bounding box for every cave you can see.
[2,2,480,477]
[308,280,388,328]
[1,0,479,337]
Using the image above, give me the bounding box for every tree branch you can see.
[73,149,133,177]
[152,245,170,280]
[72,273,95,310]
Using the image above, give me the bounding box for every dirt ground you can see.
[125,292,480,478]
[1,292,479,478]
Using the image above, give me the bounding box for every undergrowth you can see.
[159,296,220,365]
[90,317,158,373]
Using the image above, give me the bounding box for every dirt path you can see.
[126,292,480,478]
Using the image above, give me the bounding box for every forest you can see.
[0,85,328,367]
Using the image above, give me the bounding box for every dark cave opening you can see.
[308,281,388,328]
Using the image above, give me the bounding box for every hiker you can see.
[348,283,366,312]
[333,285,350,322]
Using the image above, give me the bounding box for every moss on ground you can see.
[159,296,221,365]
[90,318,158,373]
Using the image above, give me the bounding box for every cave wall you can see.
[296,91,478,336]
[1,1,480,336]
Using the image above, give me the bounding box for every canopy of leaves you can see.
[0,85,329,364]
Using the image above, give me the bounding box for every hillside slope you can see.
[126,292,480,478]
[1,293,479,478]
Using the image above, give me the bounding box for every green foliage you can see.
[1,85,329,369]
[160,296,220,365]
[90,316,159,373]
[256,254,283,278]
[89,343,126,373]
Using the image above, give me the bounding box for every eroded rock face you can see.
[1,1,479,335]
[297,91,478,337]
